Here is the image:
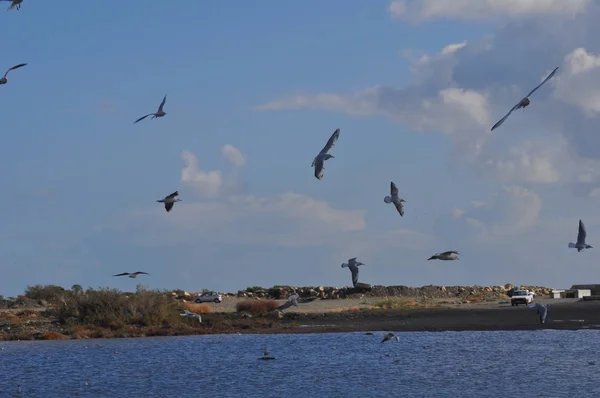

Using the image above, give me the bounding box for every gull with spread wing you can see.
[157,191,181,212]
[384,181,406,216]
[134,95,167,124]
[381,332,400,343]
[2,0,23,11]
[428,251,460,261]
[311,128,340,180]
[569,219,593,252]
[180,310,202,323]
[491,67,559,131]
[341,257,365,287]
[0,63,26,85]
[112,272,150,279]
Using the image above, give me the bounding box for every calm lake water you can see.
[1,330,600,397]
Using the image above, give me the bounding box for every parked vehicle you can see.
[194,291,223,303]
[511,289,535,306]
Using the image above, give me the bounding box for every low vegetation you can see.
[373,298,419,310]
[236,299,279,315]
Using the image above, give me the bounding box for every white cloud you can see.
[441,41,468,55]
[388,0,591,22]
[220,144,246,167]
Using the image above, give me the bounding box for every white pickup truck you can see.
[510,289,535,306]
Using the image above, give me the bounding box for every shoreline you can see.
[2,299,600,341]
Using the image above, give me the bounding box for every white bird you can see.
[312,128,340,180]
[112,271,150,278]
[134,95,167,124]
[428,251,460,261]
[491,66,559,131]
[384,181,406,216]
[569,219,593,252]
[341,257,365,287]
[259,347,275,360]
[2,0,23,11]
[0,63,27,85]
[381,333,399,343]
[157,191,181,212]
[180,309,202,323]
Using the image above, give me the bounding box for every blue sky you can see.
[1,0,600,296]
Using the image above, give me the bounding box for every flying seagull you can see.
[312,128,340,180]
[528,303,548,324]
[180,309,202,323]
[278,294,317,310]
[428,251,460,261]
[341,257,365,287]
[490,66,559,131]
[569,219,593,252]
[157,191,181,212]
[381,333,399,343]
[134,95,167,124]
[384,181,406,216]
[0,63,27,85]
[112,272,150,278]
[2,0,23,11]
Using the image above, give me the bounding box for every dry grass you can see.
[373,298,418,310]
[466,295,482,303]
[181,302,212,313]
[327,306,372,313]
[41,331,69,340]
[235,300,279,315]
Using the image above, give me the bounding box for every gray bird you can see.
[528,303,548,324]
[384,181,406,216]
[311,128,340,180]
[157,191,181,212]
[341,257,365,287]
[2,0,23,11]
[134,95,167,123]
[112,272,150,278]
[0,63,27,85]
[180,309,202,323]
[428,251,459,261]
[569,219,593,252]
[381,332,399,343]
[491,66,559,131]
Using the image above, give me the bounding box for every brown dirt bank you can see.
[2,299,599,340]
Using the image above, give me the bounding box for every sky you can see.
[1,0,600,296]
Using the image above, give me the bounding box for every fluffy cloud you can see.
[256,5,600,189]
[388,0,591,22]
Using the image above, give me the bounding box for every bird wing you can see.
[348,257,357,264]
[165,202,174,212]
[390,181,399,197]
[394,200,404,216]
[3,63,26,78]
[525,66,559,98]
[491,103,520,131]
[441,251,459,255]
[166,191,179,199]
[112,273,130,277]
[133,272,150,276]
[577,219,587,245]
[157,95,167,113]
[319,128,340,155]
[348,264,359,286]
[313,158,324,179]
[134,114,152,124]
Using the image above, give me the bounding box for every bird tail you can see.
[384,196,392,204]
[568,242,577,249]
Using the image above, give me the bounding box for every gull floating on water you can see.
[381,333,399,343]
[134,95,167,124]
[0,63,26,85]
[341,257,364,287]
[491,66,559,131]
[428,251,460,261]
[528,303,548,324]
[2,0,23,11]
[384,181,406,216]
[259,347,276,360]
[569,219,593,252]
[157,191,181,212]
[112,272,150,279]
[180,309,202,323]
[311,128,340,180]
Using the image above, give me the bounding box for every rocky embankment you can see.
[231,283,553,301]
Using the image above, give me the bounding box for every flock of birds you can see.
[2,4,591,295]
